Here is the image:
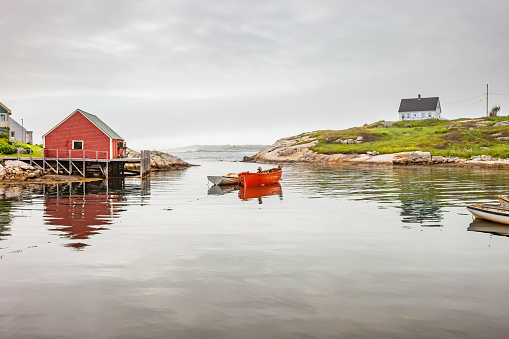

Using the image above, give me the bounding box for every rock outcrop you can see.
[125,148,192,171]
[0,160,44,181]
[250,134,509,168]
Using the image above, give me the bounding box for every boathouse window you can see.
[72,140,83,149]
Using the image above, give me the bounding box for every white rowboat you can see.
[498,195,509,208]
[207,173,240,186]
[467,204,509,225]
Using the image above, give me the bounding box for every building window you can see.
[72,140,83,149]
[10,131,15,138]
[428,112,432,118]
[0,114,5,121]
[422,112,425,118]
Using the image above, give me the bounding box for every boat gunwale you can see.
[467,204,509,217]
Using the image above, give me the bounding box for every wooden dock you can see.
[3,149,151,178]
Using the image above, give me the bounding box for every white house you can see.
[9,117,33,144]
[0,101,33,144]
[398,95,442,121]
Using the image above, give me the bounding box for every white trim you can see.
[72,140,84,150]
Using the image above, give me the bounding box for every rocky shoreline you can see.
[245,134,509,169]
[0,150,192,183]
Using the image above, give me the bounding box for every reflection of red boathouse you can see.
[44,188,123,249]
[238,183,283,202]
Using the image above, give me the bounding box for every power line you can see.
[443,93,485,105]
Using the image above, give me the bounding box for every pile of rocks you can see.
[334,136,364,144]
[0,160,44,181]
[393,151,460,165]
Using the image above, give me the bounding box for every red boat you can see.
[238,167,282,187]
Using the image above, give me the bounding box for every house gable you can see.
[0,102,12,115]
[42,109,124,140]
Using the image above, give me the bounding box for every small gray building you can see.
[398,95,442,121]
[9,117,33,144]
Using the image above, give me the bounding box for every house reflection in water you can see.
[44,179,127,250]
[399,199,443,228]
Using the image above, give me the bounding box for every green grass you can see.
[0,140,43,157]
[309,117,509,159]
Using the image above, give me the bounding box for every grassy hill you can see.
[0,138,43,157]
[306,116,509,158]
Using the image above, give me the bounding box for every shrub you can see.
[0,140,16,154]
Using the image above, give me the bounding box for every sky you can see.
[2,0,509,150]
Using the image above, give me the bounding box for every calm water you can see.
[2,152,509,338]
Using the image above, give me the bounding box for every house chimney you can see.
[418,94,421,100]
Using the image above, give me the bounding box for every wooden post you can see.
[140,150,151,177]
[30,149,32,166]
[17,149,20,160]
[56,149,59,174]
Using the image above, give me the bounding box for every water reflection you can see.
[287,165,509,227]
[43,180,128,250]
[239,183,283,204]
[468,218,509,237]
[208,185,239,196]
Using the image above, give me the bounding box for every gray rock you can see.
[481,155,493,161]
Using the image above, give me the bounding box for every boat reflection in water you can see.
[44,180,126,250]
[238,183,283,204]
[467,218,509,237]
[208,184,239,196]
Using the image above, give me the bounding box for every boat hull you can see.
[238,169,282,187]
[467,204,509,225]
[207,175,240,186]
[499,195,509,208]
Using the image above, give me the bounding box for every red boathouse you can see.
[42,109,126,159]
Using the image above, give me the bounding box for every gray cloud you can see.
[1,0,509,148]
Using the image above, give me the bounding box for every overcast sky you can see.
[2,0,509,149]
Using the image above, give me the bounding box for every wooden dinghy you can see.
[498,195,509,208]
[467,203,509,225]
[238,166,282,187]
[207,173,240,186]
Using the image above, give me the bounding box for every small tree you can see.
[489,105,501,117]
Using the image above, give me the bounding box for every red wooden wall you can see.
[44,111,115,159]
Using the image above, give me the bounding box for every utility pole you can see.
[487,84,489,117]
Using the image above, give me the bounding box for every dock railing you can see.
[43,149,109,160]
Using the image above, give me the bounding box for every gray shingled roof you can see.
[79,109,124,140]
[398,97,439,112]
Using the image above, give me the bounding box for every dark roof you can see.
[78,110,124,140]
[398,97,439,112]
[42,109,124,140]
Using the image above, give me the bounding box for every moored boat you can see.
[207,173,240,186]
[467,203,509,225]
[498,195,509,208]
[238,166,282,187]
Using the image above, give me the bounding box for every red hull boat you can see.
[238,167,282,187]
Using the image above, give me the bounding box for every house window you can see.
[10,131,15,138]
[0,114,5,121]
[72,140,83,149]
[428,112,432,118]
[422,112,425,118]
[414,113,417,117]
